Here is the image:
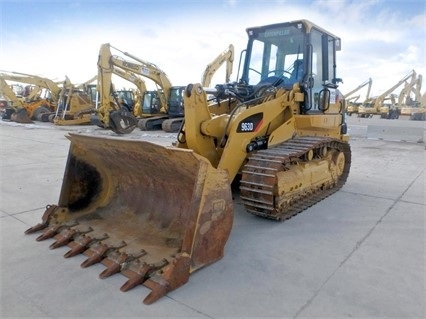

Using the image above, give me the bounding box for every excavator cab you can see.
[26,20,350,304]
[167,86,185,118]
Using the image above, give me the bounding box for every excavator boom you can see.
[358,70,416,118]
[0,71,93,124]
[0,77,33,123]
[201,44,234,87]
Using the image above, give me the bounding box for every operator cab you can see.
[241,19,342,112]
[167,86,185,118]
[142,90,165,114]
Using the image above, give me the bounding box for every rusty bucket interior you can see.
[26,133,233,304]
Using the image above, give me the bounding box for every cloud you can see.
[0,0,425,97]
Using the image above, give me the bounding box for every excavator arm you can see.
[0,71,82,122]
[110,66,147,117]
[413,75,422,102]
[0,77,25,108]
[115,51,172,108]
[344,78,372,100]
[358,70,416,118]
[96,43,177,133]
[0,82,31,123]
[374,70,416,110]
[0,71,63,102]
[0,75,43,123]
[96,44,139,134]
[344,78,372,115]
[100,43,173,112]
[397,71,418,105]
[399,74,425,120]
[201,44,234,87]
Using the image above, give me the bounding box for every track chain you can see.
[240,136,351,221]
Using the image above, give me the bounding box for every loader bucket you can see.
[25,133,233,304]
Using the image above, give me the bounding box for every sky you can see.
[0,0,425,98]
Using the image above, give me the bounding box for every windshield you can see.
[242,23,306,86]
[168,87,183,105]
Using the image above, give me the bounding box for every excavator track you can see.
[137,115,169,131]
[161,117,183,133]
[240,136,351,221]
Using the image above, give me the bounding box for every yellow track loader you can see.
[26,20,351,304]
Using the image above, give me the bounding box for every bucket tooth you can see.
[25,205,58,235]
[142,253,191,305]
[36,224,63,241]
[49,227,93,249]
[120,261,152,292]
[50,226,93,249]
[120,258,169,292]
[100,249,147,279]
[25,222,48,235]
[64,233,109,258]
[143,277,168,305]
[36,220,78,242]
[99,252,129,279]
[81,242,110,268]
[50,228,78,249]
[81,241,126,268]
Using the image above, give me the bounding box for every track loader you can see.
[52,75,96,126]
[26,20,351,304]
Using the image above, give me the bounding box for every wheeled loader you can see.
[26,20,351,304]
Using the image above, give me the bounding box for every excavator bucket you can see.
[25,133,233,304]
[10,107,33,123]
[109,109,138,134]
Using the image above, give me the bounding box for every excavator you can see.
[160,43,235,132]
[96,43,235,133]
[343,78,372,116]
[0,96,7,113]
[110,67,147,117]
[399,74,425,120]
[415,91,426,120]
[201,44,234,87]
[0,77,34,123]
[91,65,146,125]
[161,43,234,132]
[358,70,416,119]
[25,20,351,304]
[0,72,59,122]
[410,91,426,120]
[95,43,176,134]
[0,71,94,125]
[379,70,419,119]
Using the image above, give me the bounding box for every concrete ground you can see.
[0,116,425,318]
